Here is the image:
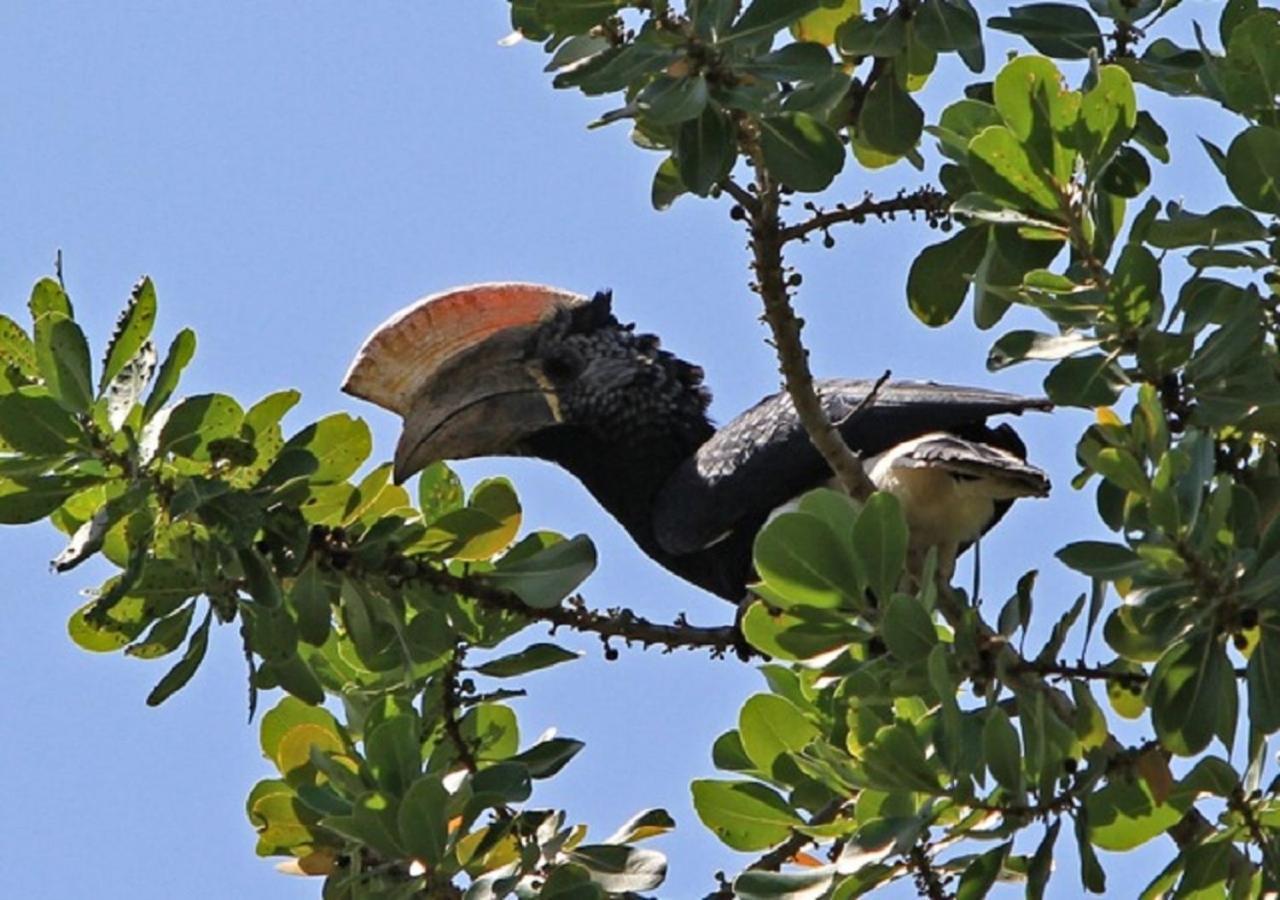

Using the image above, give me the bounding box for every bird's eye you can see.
[542,351,582,382]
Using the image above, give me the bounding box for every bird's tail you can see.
[890,433,1051,499]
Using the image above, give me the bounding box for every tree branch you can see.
[744,153,878,501]
[780,187,950,243]
[906,839,950,900]
[441,646,479,773]
[410,563,757,659]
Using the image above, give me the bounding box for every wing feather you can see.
[653,379,1049,556]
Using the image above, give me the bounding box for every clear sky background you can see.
[0,2,1245,898]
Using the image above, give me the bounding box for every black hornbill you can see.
[342,284,1051,602]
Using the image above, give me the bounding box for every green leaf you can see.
[1026,820,1060,900]
[565,845,667,894]
[1219,11,1280,115]
[1147,205,1267,249]
[243,388,300,456]
[741,601,854,660]
[158,393,245,460]
[510,737,586,779]
[397,774,451,865]
[1109,243,1161,329]
[759,112,845,192]
[458,702,520,764]
[734,867,836,900]
[474,642,580,678]
[859,72,924,157]
[145,607,212,706]
[916,0,983,53]
[837,13,906,57]
[1080,71,1138,179]
[739,42,835,81]
[1225,126,1280,215]
[637,75,709,126]
[1150,631,1233,756]
[0,474,94,525]
[1085,777,1181,851]
[727,0,822,44]
[326,791,404,858]
[34,315,93,414]
[0,314,36,377]
[602,808,676,844]
[931,99,1002,162]
[1247,617,1280,733]
[739,694,819,779]
[243,603,297,663]
[988,3,1104,58]
[987,329,1098,371]
[124,601,196,659]
[535,0,625,35]
[1099,146,1150,200]
[248,781,320,856]
[1056,540,1144,578]
[651,156,687,211]
[881,594,937,662]
[261,696,345,766]
[1094,447,1149,495]
[366,714,421,795]
[851,492,907,600]
[0,388,82,455]
[983,707,1023,793]
[143,328,197,422]
[1074,812,1106,893]
[289,558,336,646]
[487,534,597,608]
[956,842,1009,900]
[860,722,942,793]
[993,55,1080,184]
[691,779,802,851]
[416,460,463,521]
[1043,354,1126,407]
[906,225,988,326]
[676,105,736,196]
[99,277,158,394]
[754,511,861,608]
[791,0,860,46]
[969,128,1062,214]
[28,276,72,323]
[261,413,371,486]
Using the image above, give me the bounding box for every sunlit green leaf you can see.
[691,779,802,851]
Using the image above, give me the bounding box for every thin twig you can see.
[907,839,951,900]
[720,177,759,214]
[780,187,950,243]
[441,646,479,773]
[410,563,757,658]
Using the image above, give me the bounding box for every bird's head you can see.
[343,283,711,483]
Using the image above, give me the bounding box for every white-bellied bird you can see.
[343,284,1051,602]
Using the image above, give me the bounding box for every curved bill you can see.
[341,282,584,482]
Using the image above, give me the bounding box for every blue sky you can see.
[0,2,1246,897]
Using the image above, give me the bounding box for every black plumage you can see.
[347,287,1051,603]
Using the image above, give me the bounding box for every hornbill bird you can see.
[342,284,1051,602]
